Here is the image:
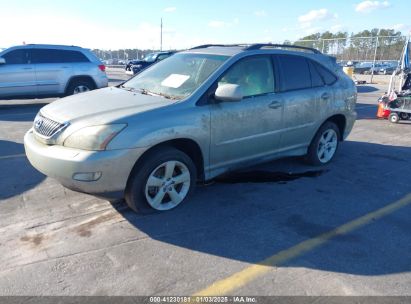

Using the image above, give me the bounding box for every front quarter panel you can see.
[107,101,211,167]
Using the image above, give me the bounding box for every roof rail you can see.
[245,43,321,54]
[190,44,249,50]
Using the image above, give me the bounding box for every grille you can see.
[33,113,65,138]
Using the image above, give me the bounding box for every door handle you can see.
[268,101,281,109]
[321,93,330,100]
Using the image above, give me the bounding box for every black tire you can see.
[389,112,400,123]
[305,121,340,166]
[125,147,197,214]
[66,79,95,96]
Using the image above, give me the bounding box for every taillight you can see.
[98,64,106,72]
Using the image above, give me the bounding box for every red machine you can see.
[376,97,391,118]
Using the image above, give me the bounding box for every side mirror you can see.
[0,57,5,65]
[214,84,243,102]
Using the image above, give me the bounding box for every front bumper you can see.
[24,129,147,199]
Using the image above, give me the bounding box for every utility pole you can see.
[160,18,163,51]
[370,31,380,84]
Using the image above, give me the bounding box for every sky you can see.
[1,0,410,50]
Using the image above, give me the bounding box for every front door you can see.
[210,55,283,172]
[0,49,36,97]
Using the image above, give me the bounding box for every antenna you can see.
[160,18,163,51]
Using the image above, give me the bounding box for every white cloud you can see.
[355,1,390,13]
[298,9,335,24]
[298,9,337,30]
[163,7,176,13]
[254,10,267,17]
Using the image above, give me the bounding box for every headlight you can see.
[63,124,127,151]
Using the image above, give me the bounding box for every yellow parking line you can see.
[194,193,411,296]
[0,153,26,160]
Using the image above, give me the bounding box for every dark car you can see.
[353,62,381,74]
[125,60,140,72]
[379,63,399,75]
[126,51,175,75]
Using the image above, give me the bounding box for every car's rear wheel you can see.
[66,79,95,96]
[389,112,400,123]
[306,121,340,166]
[125,147,196,213]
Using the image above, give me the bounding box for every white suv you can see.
[0,44,108,98]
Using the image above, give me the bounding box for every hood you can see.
[40,87,172,124]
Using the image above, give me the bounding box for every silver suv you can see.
[0,44,108,98]
[24,44,357,213]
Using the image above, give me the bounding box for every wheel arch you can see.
[65,75,97,94]
[128,138,205,184]
[323,114,346,141]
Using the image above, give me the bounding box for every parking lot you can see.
[0,69,410,296]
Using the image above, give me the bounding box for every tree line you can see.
[289,28,407,61]
[92,28,408,63]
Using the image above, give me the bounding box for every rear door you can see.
[32,48,75,94]
[0,49,36,97]
[210,55,283,170]
[273,54,318,150]
[308,59,338,122]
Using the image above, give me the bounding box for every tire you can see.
[125,147,197,214]
[66,79,95,96]
[389,112,400,123]
[305,121,340,166]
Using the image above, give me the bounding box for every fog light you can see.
[72,172,102,181]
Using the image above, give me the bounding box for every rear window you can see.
[313,62,337,85]
[308,60,325,87]
[32,49,89,64]
[276,55,311,91]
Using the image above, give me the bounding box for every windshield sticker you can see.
[161,74,190,88]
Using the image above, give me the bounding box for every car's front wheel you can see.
[125,147,197,213]
[306,121,340,166]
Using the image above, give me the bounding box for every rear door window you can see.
[32,49,89,64]
[3,49,30,64]
[276,55,311,91]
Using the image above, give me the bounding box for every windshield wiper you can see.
[138,88,179,100]
[119,85,137,92]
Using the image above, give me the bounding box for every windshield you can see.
[143,53,157,63]
[122,53,229,100]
